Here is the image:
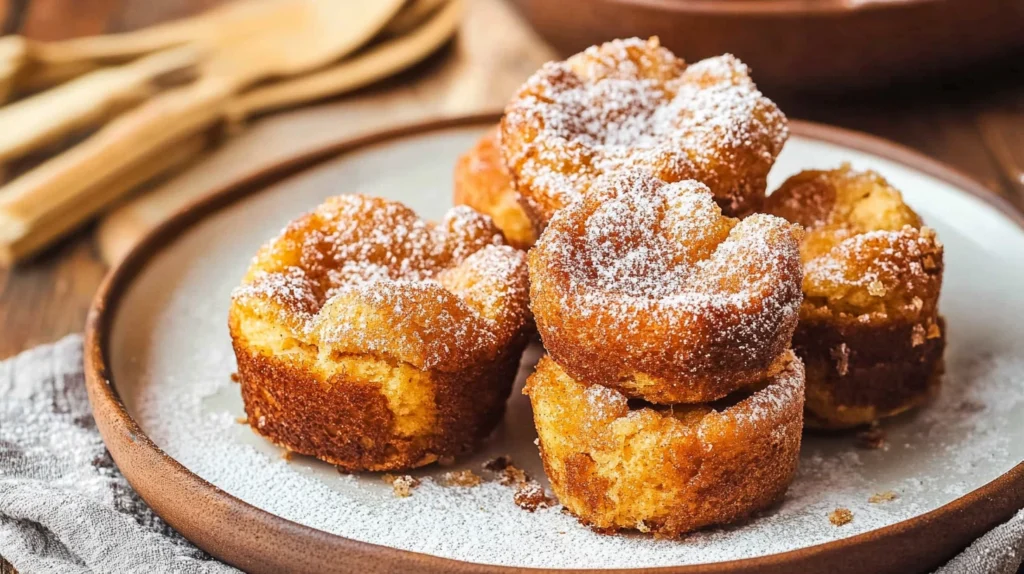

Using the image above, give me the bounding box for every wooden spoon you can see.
[230,0,461,120]
[384,0,450,37]
[0,0,405,262]
[97,0,463,266]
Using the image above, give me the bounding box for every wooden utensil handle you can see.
[0,36,27,103]
[0,45,201,165]
[0,75,236,247]
[0,132,208,265]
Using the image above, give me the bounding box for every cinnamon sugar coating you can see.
[229,195,531,470]
[525,352,805,538]
[501,37,788,232]
[765,166,945,428]
[529,170,803,404]
[453,126,537,250]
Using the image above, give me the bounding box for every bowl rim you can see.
[597,0,940,16]
[84,112,1024,574]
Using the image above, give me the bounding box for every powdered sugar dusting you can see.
[124,312,1024,568]
[805,226,940,294]
[107,126,1024,569]
[231,195,529,368]
[501,38,788,220]
[530,170,802,368]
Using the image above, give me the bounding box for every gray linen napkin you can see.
[0,335,237,574]
[0,336,1021,574]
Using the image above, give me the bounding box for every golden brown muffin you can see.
[765,165,945,429]
[500,37,788,233]
[229,195,531,471]
[525,352,805,537]
[528,169,803,404]
[453,126,537,250]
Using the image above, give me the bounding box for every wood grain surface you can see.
[1,0,1023,572]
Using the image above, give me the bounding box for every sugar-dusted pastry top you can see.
[232,195,530,371]
[501,37,788,227]
[528,169,803,403]
[765,165,943,321]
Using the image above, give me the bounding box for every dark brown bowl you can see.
[85,113,1024,574]
[510,0,1024,92]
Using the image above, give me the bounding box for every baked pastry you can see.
[765,166,945,429]
[453,126,537,250]
[501,37,788,233]
[229,195,531,471]
[528,170,803,404]
[525,351,805,537]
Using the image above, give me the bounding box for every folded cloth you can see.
[0,336,1021,573]
[0,335,237,574]
[934,508,1024,574]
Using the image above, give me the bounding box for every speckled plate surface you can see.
[85,114,1024,574]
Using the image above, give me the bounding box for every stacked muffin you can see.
[523,170,806,536]
[456,37,807,536]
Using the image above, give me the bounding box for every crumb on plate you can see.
[869,491,898,503]
[829,508,853,526]
[514,480,554,512]
[383,474,421,498]
[443,469,482,487]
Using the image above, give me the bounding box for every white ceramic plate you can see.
[92,117,1024,572]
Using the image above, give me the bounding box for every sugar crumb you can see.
[830,343,850,377]
[868,491,898,504]
[514,480,554,512]
[829,508,853,526]
[442,469,482,487]
[911,324,926,347]
[383,474,421,498]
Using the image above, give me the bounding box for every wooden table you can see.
[0,1,1022,572]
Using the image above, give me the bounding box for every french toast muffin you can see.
[528,170,803,404]
[765,165,945,429]
[453,126,537,250]
[525,352,805,537]
[229,195,531,471]
[500,37,788,233]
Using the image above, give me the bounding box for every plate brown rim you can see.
[84,112,1024,574]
